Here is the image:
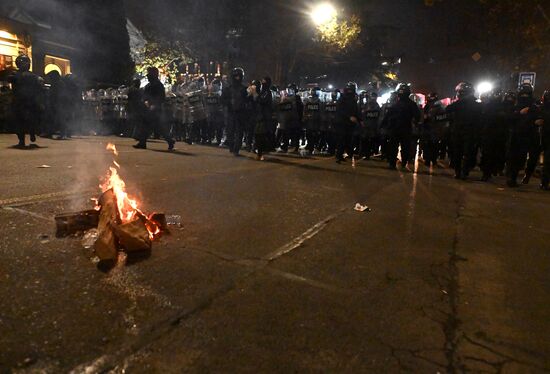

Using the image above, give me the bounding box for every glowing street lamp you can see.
[310,3,337,26]
[476,81,493,97]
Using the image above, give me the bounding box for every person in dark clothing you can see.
[380,84,421,170]
[253,77,273,160]
[480,90,509,181]
[518,84,543,185]
[303,86,322,155]
[359,91,381,160]
[335,82,360,163]
[421,92,448,167]
[127,79,144,139]
[505,83,541,187]
[222,67,250,156]
[8,55,43,148]
[43,70,63,139]
[320,89,339,155]
[446,82,483,179]
[134,67,175,150]
[287,83,304,153]
[540,90,550,190]
[59,74,80,138]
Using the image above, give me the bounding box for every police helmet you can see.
[396,83,411,98]
[211,78,222,92]
[455,82,474,99]
[344,82,358,95]
[517,83,534,98]
[287,83,297,96]
[427,92,439,103]
[146,67,159,80]
[232,67,245,81]
[310,86,321,97]
[15,54,31,72]
[503,91,517,104]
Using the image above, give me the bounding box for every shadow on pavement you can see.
[150,149,196,157]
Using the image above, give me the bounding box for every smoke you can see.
[67,139,112,212]
[9,0,133,85]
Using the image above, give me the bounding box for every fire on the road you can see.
[100,143,160,239]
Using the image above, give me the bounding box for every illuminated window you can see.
[44,55,70,75]
[0,29,32,70]
[44,63,62,75]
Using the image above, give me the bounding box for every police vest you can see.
[365,110,380,119]
[306,103,320,112]
[279,102,294,112]
[206,96,220,105]
[325,103,337,113]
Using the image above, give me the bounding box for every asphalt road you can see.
[0,135,549,373]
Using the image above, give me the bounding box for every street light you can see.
[310,3,337,26]
[476,81,493,96]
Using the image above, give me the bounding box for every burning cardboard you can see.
[113,217,152,252]
[94,189,119,262]
[56,143,168,268]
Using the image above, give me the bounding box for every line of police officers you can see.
[8,58,550,190]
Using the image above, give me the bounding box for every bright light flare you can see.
[476,81,493,96]
[310,3,337,26]
[377,92,392,106]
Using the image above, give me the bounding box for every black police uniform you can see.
[335,91,359,162]
[9,69,42,146]
[222,76,249,155]
[137,78,174,149]
[480,99,510,179]
[381,96,421,169]
[446,97,482,178]
[422,101,448,167]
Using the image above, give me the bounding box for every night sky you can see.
[124,0,549,96]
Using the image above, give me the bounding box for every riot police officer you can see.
[205,78,224,144]
[8,55,43,148]
[518,84,543,185]
[303,86,323,155]
[134,67,175,150]
[222,67,249,156]
[335,82,360,163]
[380,84,421,170]
[321,89,340,155]
[276,84,302,153]
[421,92,449,167]
[359,91,381,160]
[505,83,541,187]
[254,77,273,160]
[446,82,482,179]
[186,77,208,144]
[480,90,508,181]
[127,79,144,139]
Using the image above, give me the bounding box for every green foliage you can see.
[135,40,193,82]
[316,15,362,51]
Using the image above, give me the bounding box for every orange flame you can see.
[100,143,159,239]
[106,143,119,156]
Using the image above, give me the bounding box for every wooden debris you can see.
[148,212,168,232]
[93,189,119,262]
[55,210,99,237]
[113,218,152,252]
